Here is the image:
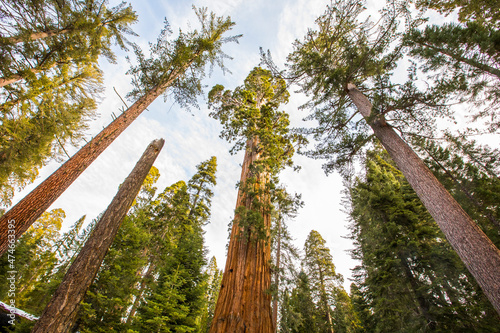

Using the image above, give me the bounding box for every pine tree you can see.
[410,135,500,239]
[31,139,164,333]
[0,0,137,204]
[0,0,137,87]
[349,149,500,331]
[0,8,239,256]
[303,230,340,333]
[271,189,302,329]
[281,271,319,333]
[199,257,223,333]
[285,0,500,313]
[403,19,500,130]
[131,157,217,333]
[208,67,298,332]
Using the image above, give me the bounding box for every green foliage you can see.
[0,63,102,206]
[278,230,358,333]
[410,134,500,244]
[0,0,138,206]
[198,257,222,333]
[75,158,218,333]
[403,21,500,129]
[286,0,443,177]
[209,67,297,169]
[209,67,301,246]
[348,149,500,332]
[414,0,500,27]
[280,271,320,333]
[126,7,241,108]
[0,210,96,332]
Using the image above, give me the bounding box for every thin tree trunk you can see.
[346,82,500,315]
[126,261,156,324]
[210,138,274,333]
[317,265,334,333]
[398,252,436,329]
[31,139,164,333]
[0,73,178,256]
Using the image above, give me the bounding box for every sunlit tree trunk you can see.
[0,72,180,256]
[347,82,500,315]
[210,138,274,333]
[31,139,164,333]
[272,215,282,328]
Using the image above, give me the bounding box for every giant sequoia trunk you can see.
[0,72,180,256]
[272,216,282,328]
[346,83,500,315]
[31,139,164,333]
[210,138,274,333]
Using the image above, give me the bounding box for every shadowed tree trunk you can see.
[210,138,274,333]
[346,82,500,315]
[31,139,164,333]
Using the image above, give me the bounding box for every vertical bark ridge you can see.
[210,138,274,332]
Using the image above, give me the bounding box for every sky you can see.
[10,0,394,290]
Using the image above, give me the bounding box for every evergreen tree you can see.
[131,157,217,333]
[349,149,500,332]
[0,7,239,256]
[403,19,500,130]
[31,139,164,333]
[199,257,223,333]
[271,188,302,328]
[0,209,64,305]
[303,230,341,333]
[285,0,500,313]
[0,0,137,87]
[208,67,299,332]
[280,271,319,333]
[410,135,500,240]
[0,0,138,204]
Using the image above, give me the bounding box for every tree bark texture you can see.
[30,139,164,333]
[346,82,500,315]
[0,78,174,256]
[272,216,281,329]
[210,138,274,333]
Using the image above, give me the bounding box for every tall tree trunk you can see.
[31,139,164,333]
[421,145,500,229]
[317,265,334,333]
[398,252,436,329]
[346,82,500,315]
[272,215,282,329]
[0,72,180,256]
[209,138,274,333]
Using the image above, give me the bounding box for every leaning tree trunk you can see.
[210,138,274,333]
[31,139,164,333]
[0,67,183,256]
[346,82,500,315]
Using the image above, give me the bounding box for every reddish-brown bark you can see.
[272,216,281,328]
[210,138,274,333]
[0,74,178,256]
[346,82,500,315]
[31,139,164,333]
